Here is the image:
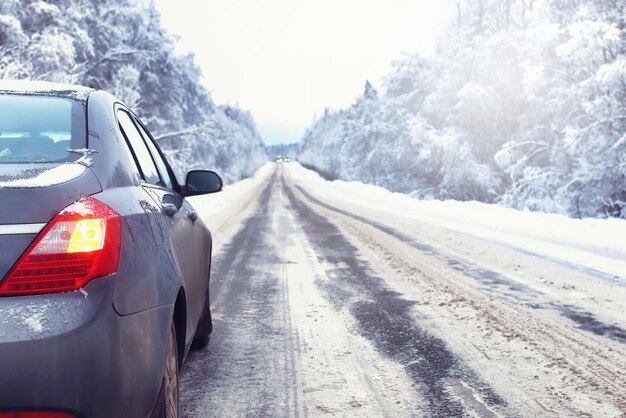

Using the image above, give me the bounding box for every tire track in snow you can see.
[180,173,303,417]
[293,185,626,344]
[284,180,505,417]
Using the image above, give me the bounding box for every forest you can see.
[1,0,624,218]
[299,0,625,219]
[0,0,267,183]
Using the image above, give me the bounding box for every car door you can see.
[116,110,199,320]
[128,113,207,325]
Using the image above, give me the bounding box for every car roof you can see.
[0,80,93,102]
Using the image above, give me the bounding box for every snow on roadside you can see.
[286,163,626,281]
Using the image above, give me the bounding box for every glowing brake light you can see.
[0,197,121,296]
[35,218,106,254]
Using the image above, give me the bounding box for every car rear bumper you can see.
[0,276,172,418]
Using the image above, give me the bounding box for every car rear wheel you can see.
[164,322,179,418]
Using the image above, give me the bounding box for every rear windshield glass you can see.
[0,94,86,163]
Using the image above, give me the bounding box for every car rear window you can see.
[0,94,86,163]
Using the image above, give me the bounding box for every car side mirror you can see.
[184,170,223,196]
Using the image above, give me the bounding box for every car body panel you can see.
[93,187,179,317]
[0,164,102,224]
[144,186,200,335]
[0,277,171,418]
[0,82,216,416]
[83,89,208,348]
[191,204,212,323]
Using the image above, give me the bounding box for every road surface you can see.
[181,164,626,417]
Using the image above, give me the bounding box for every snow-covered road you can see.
[182,163,626,417]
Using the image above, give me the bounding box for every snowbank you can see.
[287,163,626,280]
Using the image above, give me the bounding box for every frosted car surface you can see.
[0,81,222,417]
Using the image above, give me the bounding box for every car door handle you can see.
[162,202,179,217]
[187,210,198,222]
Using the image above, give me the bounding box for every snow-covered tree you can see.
[299,0,626,218]
[0,0,267,183]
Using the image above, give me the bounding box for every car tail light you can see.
[0,197,121,296]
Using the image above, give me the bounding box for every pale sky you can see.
[154,0,454,145]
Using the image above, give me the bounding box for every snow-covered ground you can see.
[182,162,626,417]
[188,162,275,251]
[286,163,626,282]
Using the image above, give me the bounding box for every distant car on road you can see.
[0,80,222,417]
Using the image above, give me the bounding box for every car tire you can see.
[192,288,212,350]
[163,322,179,418]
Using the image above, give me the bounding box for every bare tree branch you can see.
[153,125,211,142]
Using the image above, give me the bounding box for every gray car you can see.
[0,81,221,417]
